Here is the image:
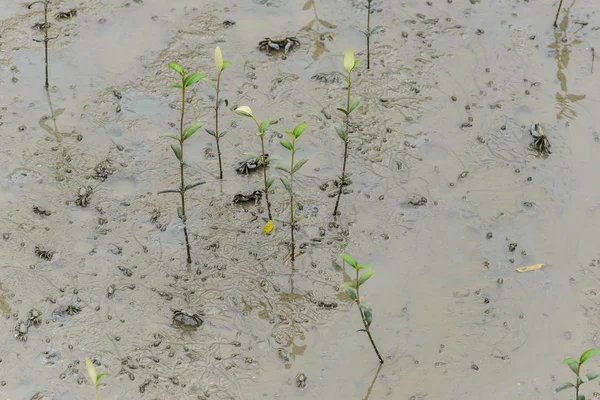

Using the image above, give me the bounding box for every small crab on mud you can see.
[236,154,268,175]
[172,309,203,329]
[530,123,551,156]
[259,37,300,59]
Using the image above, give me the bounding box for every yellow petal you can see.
[263,220,274,234]
[343,48,355,73]
[516,263,544,273]
[215,46,223,72]
[234,105,253,118]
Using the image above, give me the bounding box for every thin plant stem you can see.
[367,0,371,70]
[178,75,192,264]
[251,117,272,220]
[355,268,384,364]
[554,0,564,27]
[215,71,223,179]
[290,136,296,261]
[43,0,49,88]
[333,71,352,216]
[94,386,99,400]
[363,364,382,400]
[576,362,581,399]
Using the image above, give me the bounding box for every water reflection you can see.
[301,0,336,60]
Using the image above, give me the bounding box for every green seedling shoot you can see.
[556,348,600,400]
[29,0,56,88]
[204,46,231,179]
[85,358,110,400]
[275,122,309,261]
[233,106,275,223]
[339,253,384,364]
[158,62,205,264]
[554,0,564,27]
[364,0,383,69]
[333,49,360,216]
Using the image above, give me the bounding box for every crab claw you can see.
[284,41,292,54]
[269,42,280,50]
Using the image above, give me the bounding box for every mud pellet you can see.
[402,32,408,38]
[486,232,492,239]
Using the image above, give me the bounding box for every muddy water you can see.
[1,0,600,398]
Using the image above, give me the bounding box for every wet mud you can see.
[1,0,600,399]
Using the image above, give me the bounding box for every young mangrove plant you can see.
[233,106,274,223]
[204,46,231,179]
[29,0,57,88]
[554,0,564,27]
[364,0,383,69]
[85,358,110,400]
[340,253,383,364]
[275,122,308,261]
[159,62,205,264]
[556,348,600,399]
[333,49,360,216]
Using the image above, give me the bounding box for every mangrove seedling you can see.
[85,358,110,400]
[233,106,274,222]
[29,0,57,88]
[333,49,360,216]
[275,122,308,261]
[556,348,600,399]
[554,0,564,28]
[340,253,383,364]
[204,46,231,179]
[364,0,383,69]
[159,62,205,264]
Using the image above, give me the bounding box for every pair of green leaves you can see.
[85,358,110,391]
[169,62,205,89]
[556,349,600,396]
[205,127,226,139]
[337,97,361,116]
[161,122,203,161]
[366,25,384,37]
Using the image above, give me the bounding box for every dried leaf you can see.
[263,220,274,235]
[516,263,544,273]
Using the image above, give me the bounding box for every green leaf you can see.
[160,133,179,140]
[353,60,359,69]
[586,372,600,381]
[336,107,349,115]
[202,77,217,89]
[233,106,254,118]
[371,25,384,34]
[280,139,293,151]
[580,349,599,364]
[343,48,355,73]
[184,72,205,88]
[266,155,280,162]
[222,60,232,71]
[349,97,361,113]
[359,301,372,314]
[358,264,372,270]
[340,253,358,268]
[567,362,579,375]
[266,175,275,189]
[183,122,203,140]
[564,357,578,365]
[85,358,97,383]
[363,307,373,327]
[579,395,586,400]
[302,0,314,10]
[205,127,216,137]
[293,122,308,138]
[358,269,375,286]
[555,382,575,392]
[171,143,182,161]
[293,158,308,173]
[172,81,182,88]
[96,372,111,382]
[215,46,223,72]
[280,176,291,193]
[185,181,204,192]
[275,165,291,174]
[168,62,184,75]
[340,283,357,300]
[219,131,227,137]
[259,119,271,134]
[335,126,346,141]
[579,375,589,383]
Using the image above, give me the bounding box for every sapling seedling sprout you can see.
[275,122,308,261]
[85,358,110,400]
[233,106,275,223]
[333,49,360,216]
[203,46,231,179]
[29,0,57,88]
[364,0,383,69]
[339,253,384,364]
[556,348,600,400]
[554,0,564,28]
[158,62,205,264]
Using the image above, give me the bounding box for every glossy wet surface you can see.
[1,0,600,399]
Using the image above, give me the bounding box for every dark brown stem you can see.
[553,0,564,27]
[43,0,49,88]
[333,71,352,216]
[215,72,223,179]
[260,134,272,220]
[356,268,384,364]
[367,0,371,69]
[179,75,192,264]
[290,136,295,261]
[576,362,581,399]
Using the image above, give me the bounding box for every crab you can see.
[172,309,203,329]
[259,37,300,59]
[15,321,29,342]
[28,308,42,328]
[530,123,551,156]
[236,154,268,175]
